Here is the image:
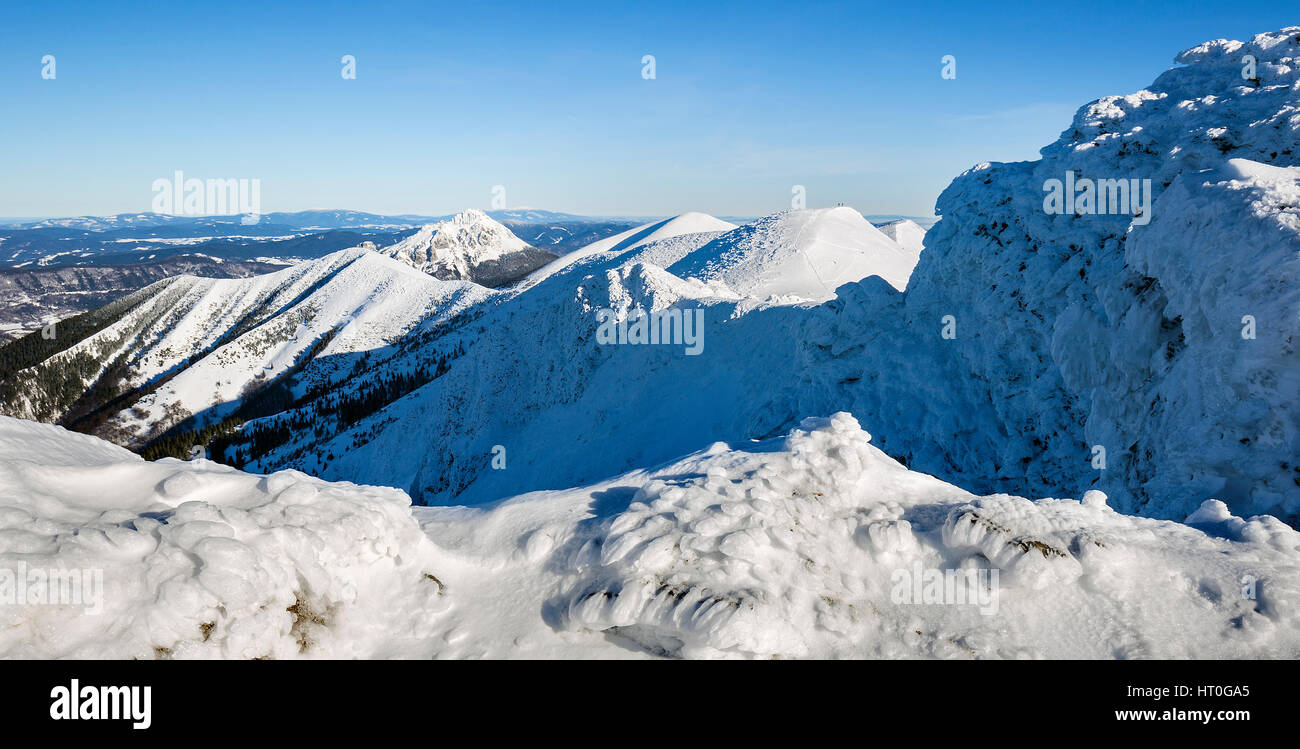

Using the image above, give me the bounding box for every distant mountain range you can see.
[0,209,633,341]
[1,208,594,232]
[0,208,937,232]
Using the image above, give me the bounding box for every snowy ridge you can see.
[669,207,921,299]
[875,218,927,256]
[109,249,487,443]
[522,212,738,287]
[0,248,488,444]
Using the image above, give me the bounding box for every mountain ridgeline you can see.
[1,29,1297,530]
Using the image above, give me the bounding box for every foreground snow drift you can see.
[3,416,1296,659]
[541,414,1300,658]
[0,418,443,659]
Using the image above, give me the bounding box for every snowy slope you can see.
[0,248,488,444]
[669,207,921,300]
[875,218,927,256]
[522,212,738,287]
[107,250,488,443]
[3,414,1296,659]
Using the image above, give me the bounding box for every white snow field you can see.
[2,415,1296,659]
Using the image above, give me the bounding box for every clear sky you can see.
[1,1,1295,218]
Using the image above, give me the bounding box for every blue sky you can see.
[1,1,1295,218]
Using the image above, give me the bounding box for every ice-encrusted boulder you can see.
[803,27,1300,522]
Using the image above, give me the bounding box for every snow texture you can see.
[2,414,1295,659]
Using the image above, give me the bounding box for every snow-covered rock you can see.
[874,26,1300,520]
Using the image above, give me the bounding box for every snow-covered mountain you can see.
[215,27,1296,525]
[199,206,928,502]
[3,27,1296,537]
[668,207,921,299]
[373,209,557,286]
[0,248,488,446]
[875,218,927,256]
[3,412,1297,659]
[2,26,1299,661]
[522,211,739,287]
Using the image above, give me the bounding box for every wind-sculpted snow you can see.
[878,27,1300,521]
[5,414,1296,659]
[0,417,443,659]
[546,413,1300,658]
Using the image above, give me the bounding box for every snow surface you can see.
[4,32,1297,671]
[3,414,1296,659]
[669,207,921,300]
[0,417,442,659]
[875,218,927,256]
[522,212,738,287]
